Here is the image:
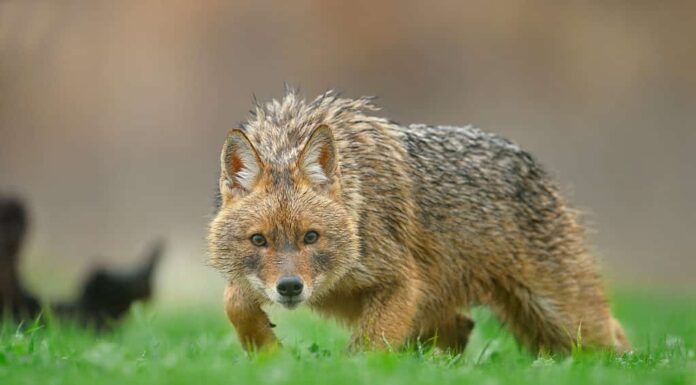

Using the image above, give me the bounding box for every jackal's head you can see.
[208,124,359,309]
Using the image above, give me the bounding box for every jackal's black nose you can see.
[276,276,303,297]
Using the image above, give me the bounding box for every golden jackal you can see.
[208,89,630,354]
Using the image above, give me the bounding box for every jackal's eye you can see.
[303,230,319,245]
[250,234,267,247]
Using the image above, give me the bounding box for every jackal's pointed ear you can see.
[297,125,339,191]
[220,129,264,199]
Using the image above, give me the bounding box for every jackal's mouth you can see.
[278,297,303,309]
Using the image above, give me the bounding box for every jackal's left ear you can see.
[220,129,264,200]
[297,125,339,191]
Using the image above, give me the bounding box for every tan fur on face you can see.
[208,89,630,354]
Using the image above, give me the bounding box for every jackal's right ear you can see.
[220,129,264,199]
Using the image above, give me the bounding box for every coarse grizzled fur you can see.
[207,89,631,354]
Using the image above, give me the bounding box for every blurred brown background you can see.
[1,1,694,304]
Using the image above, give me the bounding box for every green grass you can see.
[1,291,695,385]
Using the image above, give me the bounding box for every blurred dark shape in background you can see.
[53,240,163,328]
[0,1,694,297]
[0,197,40,318]
[0,196,162,328]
